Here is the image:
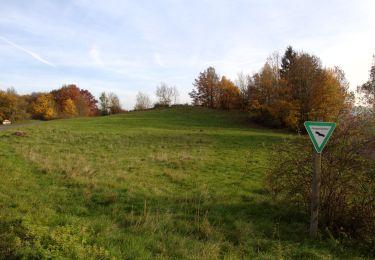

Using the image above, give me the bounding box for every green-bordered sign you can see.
[304,121,336,153]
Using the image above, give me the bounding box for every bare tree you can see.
[266,51,282,81]
[156,82,174,106]
[235,72,253,110]
[108,92,122,114]
[134,92,152,110]
[171,86,179,104]
[99,92,122,115]
[357,55,375,110]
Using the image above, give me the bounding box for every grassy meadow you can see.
[0,106,368,259]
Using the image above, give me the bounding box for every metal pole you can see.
[309,149,321,239]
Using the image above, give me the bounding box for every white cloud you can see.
[0,36,55,67]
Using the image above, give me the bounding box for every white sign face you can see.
[304,121,336,153]
[310,126,331,146]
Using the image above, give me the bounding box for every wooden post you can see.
[309,149,321,239]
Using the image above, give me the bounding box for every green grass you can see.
[0,106,369,259]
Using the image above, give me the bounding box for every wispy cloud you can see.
[1,0,374,109]
[0,36,55,67]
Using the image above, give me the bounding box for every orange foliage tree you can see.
[217,76,240,110]
[51,84,97,117]
[190,67,220,108]
[247,47,353,129]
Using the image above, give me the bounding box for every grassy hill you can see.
[0,106,366,259]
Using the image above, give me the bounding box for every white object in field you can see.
[2,119,11,125]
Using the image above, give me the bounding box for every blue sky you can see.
[0,0,374,109]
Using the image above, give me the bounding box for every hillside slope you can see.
[0,106,365,259]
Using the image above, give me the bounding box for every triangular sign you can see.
[304,121,336,153]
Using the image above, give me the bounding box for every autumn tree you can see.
[51,84,97,117]
[31,93,57,120]
[0,89,17,121]
[77,89,98,116]
[190,67,220,108]
[289,52,352,127]
[74,95,90,117]
[254,63,279,108]
[357,55,375,110]
[0,88,30,122]
[250,62,291,127]
[51,84,80,112]
[0,85,97,122]
[62,98,78,117]
[217,76,240,110]
[253,47,352,129]
[250,51,302,128]
[134,92,152,110]
[310,67,352,121]
[288,53,323,125]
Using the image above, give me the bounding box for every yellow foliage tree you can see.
[32,94,57,120]
[62,98,78,117]
[310,68,351,121]
[250,62,300,128]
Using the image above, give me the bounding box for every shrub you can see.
[153,103,169,109]
[252,110,283,128]
[266,112,375,243]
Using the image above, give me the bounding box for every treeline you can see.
[190,46,356,130]
[134,82,179,110]
[2,46,373,126]
[0,84,122,122]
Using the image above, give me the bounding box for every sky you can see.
[0,0,374,109]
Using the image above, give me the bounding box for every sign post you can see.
[310,150,321,239]
[304,121,336,239]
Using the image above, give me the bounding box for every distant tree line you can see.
[134,82,179,111]
[0,84,123,122]
[189,46,363,130]
[2,46,374,125]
